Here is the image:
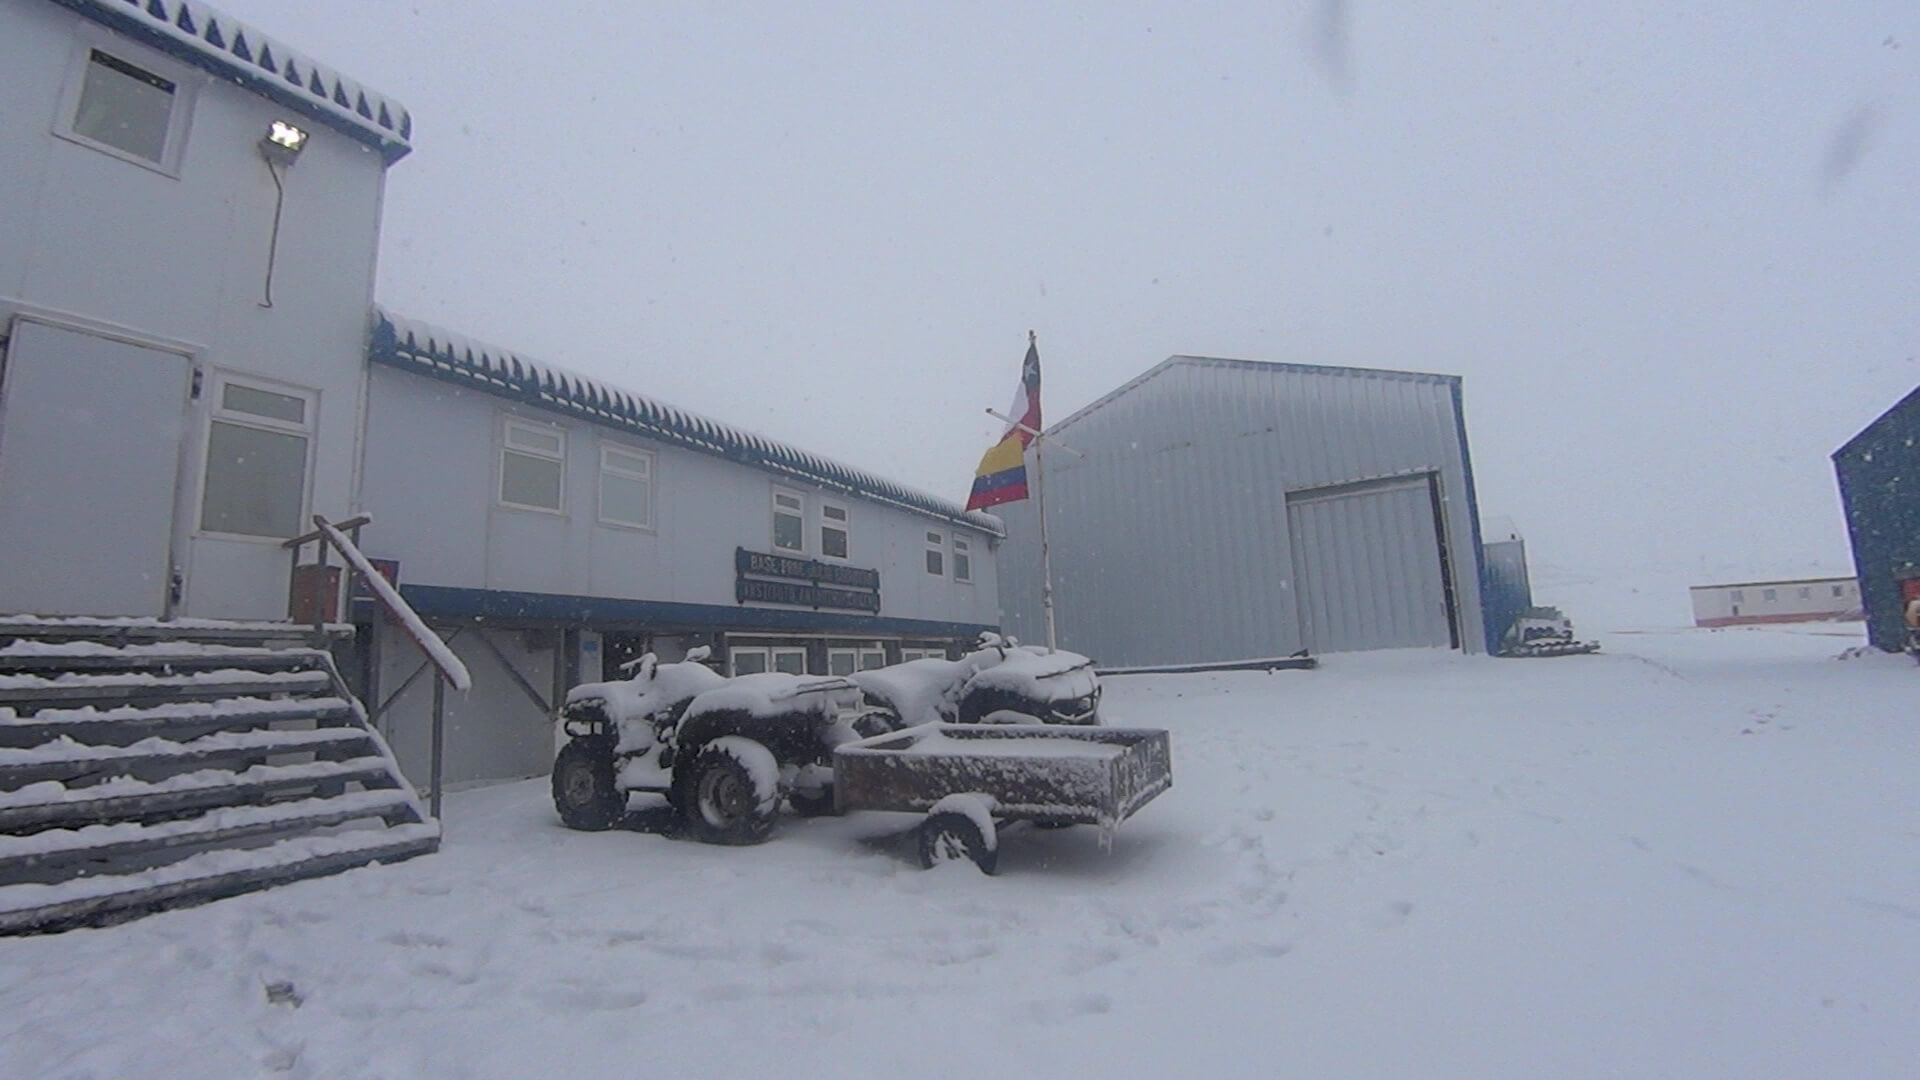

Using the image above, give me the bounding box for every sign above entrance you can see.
[735,548,881,613]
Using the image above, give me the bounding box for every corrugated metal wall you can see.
[997,357,1486,665]
[1833,386,1920,651]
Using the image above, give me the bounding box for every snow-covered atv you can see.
[849,637,1102,734]
[551,648,859,843]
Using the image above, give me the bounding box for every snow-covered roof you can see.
[58,0,412,163]
[1049,354,1460,438]
[369,308,1006,538]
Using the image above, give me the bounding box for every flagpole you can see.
[1028,331,1059,653]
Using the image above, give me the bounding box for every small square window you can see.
[821,501,850,560]
[1762,588,1777,602]
[71,49,177,164]
[1832,585,1845,598]
[1730,590,1744,603]
[730,648,770,676]
[500,418,565,512]
[953,536,972,583]
[773,489,805,553]
[1797,587,1810,600]
[925,531,945,577]
[772,648,807,675]
[598,445,653,529]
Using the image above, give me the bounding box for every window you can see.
[730,648,769,676]
[1762,588,1777,602]
[1833,585,1846,598]
[858,648,887,671]
[772,647,807,675]
[900,647,947,662]
[199,377,312,538]
[820,501,850,560]
[1730,590,1744,603]
[953,536,973,583]
[773,488,805,553]
[598,445,653,528]
[828,648,858,677]
[1797,587,1811,600]
[500,419,564,512]
[61,46,190,170]
[925,531,945,576]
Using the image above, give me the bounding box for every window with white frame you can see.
[820,500,850,560]
[1762,588,1777,602]
[199,377,313,538]
[1730,590,1745,603]
[952,536,973,583]
[1797,586,1811,600]
[858,647,887,671]
[900,647,946,662]
[925,531,945,576]
[500,418,565,512]
[597,444,653,528]
[730,648,770,676]
[773,488,805,553]
[1832,585,1846,598]
[60,43,193,170]
[772,647,807,675]
[828,648,858,676]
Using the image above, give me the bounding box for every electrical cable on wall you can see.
[260,158,286,309]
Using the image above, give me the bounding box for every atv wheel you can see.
[551,740,624,831]
[918,810,998,874]
[681,737,779,845]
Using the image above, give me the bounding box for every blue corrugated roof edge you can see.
[55,0,412,162]
[366,308,1006,539]
[1833,383,1920,462]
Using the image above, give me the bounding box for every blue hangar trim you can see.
[395,584,998,640]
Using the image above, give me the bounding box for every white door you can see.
[1286,476,1455,654]
[0,320,192,617]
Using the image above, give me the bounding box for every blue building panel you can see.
[1832,385,1920,651]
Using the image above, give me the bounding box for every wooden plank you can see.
[0,698,355,750]
[0,649,325,675]
[0,728,373,788]
[0,670,333,709]
[0,830,439,936]
[0,619,353,647]
[0,759,398,832]
[0,791,419,876]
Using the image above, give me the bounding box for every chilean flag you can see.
[965,336,1042,511]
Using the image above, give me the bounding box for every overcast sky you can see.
[222,0,1919,613]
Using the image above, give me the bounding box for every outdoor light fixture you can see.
[259,120,307,165]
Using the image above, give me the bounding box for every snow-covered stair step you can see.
[0,727,375,788]
[0,668,333,711]
[0,790,418,878]
[0,642,327,676]
[0,617,351,649]
[0,823,440,935]
[0,696,357,750]
[0,757,401,834]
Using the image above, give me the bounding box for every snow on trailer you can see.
[833,723,1172,872]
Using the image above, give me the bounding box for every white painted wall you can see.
[1690,579,1862,625]
[357,364,1000,629]
[0,0,389,619]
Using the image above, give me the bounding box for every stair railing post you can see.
[430,674,446,820]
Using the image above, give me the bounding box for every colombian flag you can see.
[965,336,1043,511]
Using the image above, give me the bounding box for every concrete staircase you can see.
[0,617,437,935]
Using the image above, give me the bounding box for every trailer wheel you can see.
[551,740,624,831]
[919,810,998,874]
[682,737,779,845]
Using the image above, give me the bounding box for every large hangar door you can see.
[1287,475,1456,654]
[0,321,192,617]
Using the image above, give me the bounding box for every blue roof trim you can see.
[395,584,997,639]
[54,0,412,163]
[368,308,1007,538]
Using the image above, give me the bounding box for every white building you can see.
[0,0,407,620]
[0,0,1003,789]
[998,356,1490,666]
[1689,578,1862,628]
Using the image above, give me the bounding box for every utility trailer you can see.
[832,724,1172,873]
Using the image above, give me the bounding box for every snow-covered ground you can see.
[3,625,1915,1079]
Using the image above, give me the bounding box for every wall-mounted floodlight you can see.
[259,120,308,165]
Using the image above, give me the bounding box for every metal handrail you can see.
[286,513,471,818]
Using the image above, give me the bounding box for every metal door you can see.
[1286,476,1455,653]
[0,320,192,616]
